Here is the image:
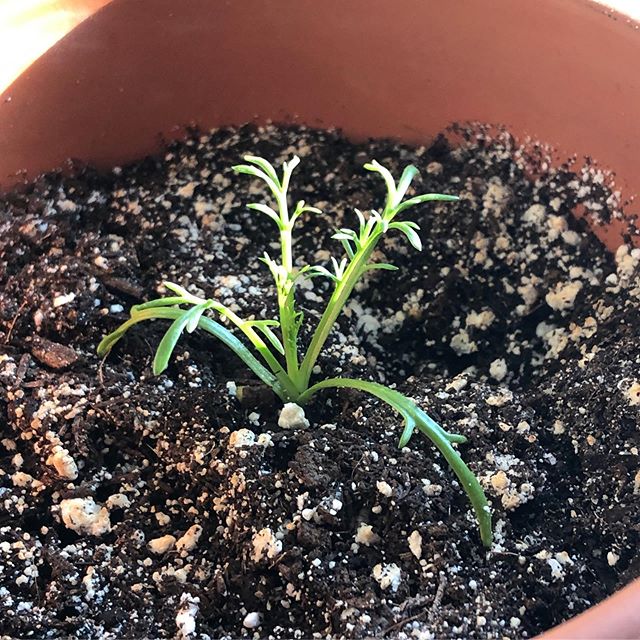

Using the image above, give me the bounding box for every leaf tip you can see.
[363,162,376,172]
[96,342,109,357]
[398,420,416,448]
[152,358,167,377]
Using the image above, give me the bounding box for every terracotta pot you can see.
[537,579,640,639]
[0,1,638,636]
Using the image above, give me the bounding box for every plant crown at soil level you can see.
[97,156,492,546]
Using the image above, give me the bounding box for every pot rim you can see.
[536,578,640,639]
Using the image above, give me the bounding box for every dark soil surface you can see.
[1,124,639,639]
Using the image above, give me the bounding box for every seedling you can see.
[97,156,492,545]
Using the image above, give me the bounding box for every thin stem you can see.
[211,303,288,383]
[298,233,380,389]
[277,213,304,389]
[280,227,293,273]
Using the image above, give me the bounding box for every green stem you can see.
[280,226,293,272]
[298,377,493,546]
[279,225,301,383]
[211,304,294,394]
[298,234,380,389]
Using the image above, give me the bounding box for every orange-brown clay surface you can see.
[1,1,639,249]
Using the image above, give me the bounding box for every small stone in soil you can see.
[30,336,79,369]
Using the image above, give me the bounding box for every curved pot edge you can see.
[536,577,640,639]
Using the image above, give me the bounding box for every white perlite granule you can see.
[59,497,111,536]
[407,530,423,559]
[106,493,130,510]
[252,527,282,562]
[354,523,380,547]
[489,358,508,381]
[176,525,202,553]
[372,563,402,591]
[450,329,478,355]
[176,593,199,638]
[622,381,640,406]
[278,403,310,430]
[57,198,78,212]
[46,447,78,480]
[522,203,546,227]
[545,281,583,311]
[615,244,640,283]
[227,429,256,448]
[466,309,495,330]
[243,612,263,629]
[12,472,39,488]
[148,535,177,555]
[176,182,197,199]
[52,292,76,307]
[82,566,97,601]
[376,480,393,497]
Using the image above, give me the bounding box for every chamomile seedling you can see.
[98,156,492,545]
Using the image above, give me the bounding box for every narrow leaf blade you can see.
[232,164,281,199]
[398,415,417,448]
[242,155,280,185]
[162,281,204,305]
[403,226,423,251]
[255,324,285,355]
[364,160,397,212]
[186,302,211,333]
[339,239,355,260]
[153,307,201,375]
[396,193,459,215]
[366,263,399,272]
[395,165,419,204]
[131,297,188,315]
[247,203,282,226]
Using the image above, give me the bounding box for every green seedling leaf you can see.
[390,221,423,251]
[395,193,459,215]
[247,203,283,227]
[331,232,354,242]
[96,324,128,357]
[365,263,399,272]
[153,304,207,375]
[242,155,281,185]
[186,301,212,333]
[330,256,348,281]
[354,209,367,236]
[291,200,322,223]
[281,155,301,189]
[364,160,397,212]
[231,164,281,200]
[131,296,189,315]
[395,165,419,206]
[162,281,204,305]
[248,320,285,356]
[305,265,338,282]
